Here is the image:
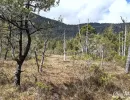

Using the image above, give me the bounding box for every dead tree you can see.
[34,48,40,72]
[124,20,127,56]
[40,39,48,72]
[78,20,83,53]
[85,19,89,53]
[4,48,9,60]
[122,37,124,56]
[63,30,66,61]
[118,33,121,56]
[126,46,130,73]
[121,16,127,56]
[100,45,104,67]
[0,39,2,58]
[35,39,48,72]
[101,49,104,67]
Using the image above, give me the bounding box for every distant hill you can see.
[34,14,130,38]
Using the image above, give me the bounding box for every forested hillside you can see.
[34,14,130,38]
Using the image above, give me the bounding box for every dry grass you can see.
[0,55,129,100]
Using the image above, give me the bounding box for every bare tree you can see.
[78,20,83,53]
[34,48,40,72]
[40,39,48,72]
[85,19,89,53]
[126,46,130,73]
[122,37,124,56]
[118,33,121,56]
[99,44,104,68]
[121,16,127,56]
[124,18,127,56]
[63,30,66,61]
[0,39,2,58]
[35,39,48,72]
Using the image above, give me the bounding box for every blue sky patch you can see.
[127,0,130,3]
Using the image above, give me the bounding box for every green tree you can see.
[55,40,63,54]
[101,26,119,60]
[76,24,96,54]
[0,0,60,86]
[80,24,96,36]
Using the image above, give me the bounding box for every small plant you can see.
[36,82,52,99]
[36,82,51,90]
[112,96,123,100]
[100,73,112,86]
[89,64,100,73]
[0,69,10,85]
[81,54,92,60]
[89,64,112,87]
[114,54,126,67]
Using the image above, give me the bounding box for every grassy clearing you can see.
[0,55,129,100]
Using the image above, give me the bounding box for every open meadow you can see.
[0,55,129,100]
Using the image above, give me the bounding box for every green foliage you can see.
[114,55,126,67]
[89,64,113,87]
[112,96,123,100]
[0,0,59,12]
[54,40,63,54]
[103,25,119,52]
[36,82,51,89]
[80,24,96,36]
[97,26,119,61]
[80,54,92,60]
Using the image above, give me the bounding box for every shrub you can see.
[0,69,10,85]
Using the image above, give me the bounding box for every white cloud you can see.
[39,0,130,24]
[99,0,130,23]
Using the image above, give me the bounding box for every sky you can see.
[39,0,130,24]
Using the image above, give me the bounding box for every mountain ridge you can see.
[34,14,130,38]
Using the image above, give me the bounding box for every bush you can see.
[89,65,113,87]
[114,54,126,67]
[0,69,10,85]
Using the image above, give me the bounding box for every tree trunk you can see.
[78,20,83,53]
[11,46,15,59]
[119,33,121,56]
[14,62,23,86]
[0,39,2,58]
[120,16,127,56]
[40,52,45,72]
[124,23,127,56]
[100,49,104,67]
[122,37,124,56]
[14,7,31,86]
[40,39,48,72]
[14,31,31,86]
[63,30,66,61]
[34,49,40,72]
[4,49,9,60]
[14,33,31,86]
[126,46,130,73]
[86,19,89,53]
